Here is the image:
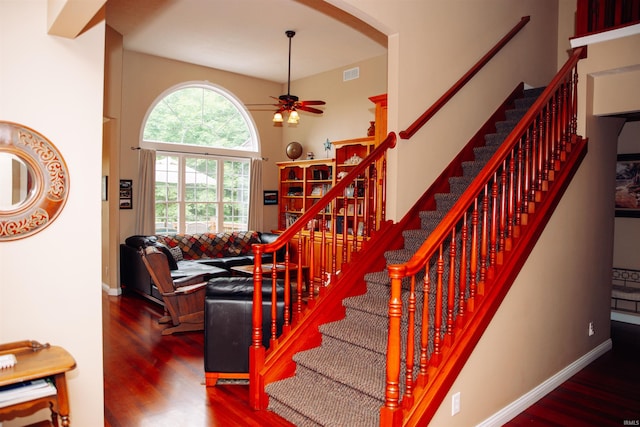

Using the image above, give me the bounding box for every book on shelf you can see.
[285,213,300,228]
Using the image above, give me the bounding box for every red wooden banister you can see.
[381,46,587,426]
[249,131,397,409]
[576,0,640,37]
[398,16,530,140]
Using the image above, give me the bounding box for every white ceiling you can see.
[105,0,387,84]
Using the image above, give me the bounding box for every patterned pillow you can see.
[168,246,183,262]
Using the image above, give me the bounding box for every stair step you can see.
[364,270,390,286]
[384,247,414,265]
[267,366,382,427]
[293,335,387,401]
[319,309,388,354]
[435,192,459,211]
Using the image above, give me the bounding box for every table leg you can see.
[53,373,70,426]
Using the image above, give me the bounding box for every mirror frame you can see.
[0,121,70,241]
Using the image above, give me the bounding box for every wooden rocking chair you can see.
[140,246,208,335]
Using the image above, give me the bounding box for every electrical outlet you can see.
[588,322,595,336]
[451,392,461,415]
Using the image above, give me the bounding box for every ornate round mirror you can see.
[0,121,69,241]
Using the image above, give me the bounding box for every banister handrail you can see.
[398,16,530,140]
[399,46,586,277]
[259,131,397,254]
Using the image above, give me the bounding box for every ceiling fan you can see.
[249,30,326,124]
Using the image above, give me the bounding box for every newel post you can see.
[249,244,266,409]
[380,264,406,426]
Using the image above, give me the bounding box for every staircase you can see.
[265,88,545,426]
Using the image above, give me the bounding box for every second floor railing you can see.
[576,0,640,36]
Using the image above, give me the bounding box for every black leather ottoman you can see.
[204,277,286,385]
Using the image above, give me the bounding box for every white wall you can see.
[282,54,388,158]
[0,1,104,426]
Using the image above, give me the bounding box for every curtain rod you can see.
[130,146,267,161]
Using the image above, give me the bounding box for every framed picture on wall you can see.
[263,190,278,205]
[615,153,640,218]
[119,179,133,210]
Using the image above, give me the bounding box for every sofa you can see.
[120,231,283,304]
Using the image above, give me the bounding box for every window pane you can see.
[155,155,179,233]
[222,160,249,230]
[144,86,254,151]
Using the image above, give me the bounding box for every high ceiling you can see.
[105,0,388,84]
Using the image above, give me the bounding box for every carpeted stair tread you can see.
[293,335,387,401]
[267,367,382,427]
[364,270,391,286]
[384,247,414,265]
[319,309,388,354]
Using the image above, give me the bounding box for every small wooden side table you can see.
[0,340,76,427]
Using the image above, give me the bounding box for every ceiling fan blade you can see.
[296,105,324,114]
[299,100,326,106]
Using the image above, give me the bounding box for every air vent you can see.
[343,67,360,81]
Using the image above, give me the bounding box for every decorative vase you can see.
[367,121,375,137]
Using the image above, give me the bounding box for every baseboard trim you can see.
[102,283,122,296]
[476,339,612,427]
[611,310,640,325]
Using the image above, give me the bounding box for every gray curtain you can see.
[135,148,156,235]
[248,157,263,231]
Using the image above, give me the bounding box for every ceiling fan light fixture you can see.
[288,110,300,124]
[273,111,284,123]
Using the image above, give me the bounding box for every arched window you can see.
[142,82,258,234]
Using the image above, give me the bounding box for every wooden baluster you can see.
[553,90,563,165]
[446,229,456,342]
[529,121,539,204]
[404,275,417,406]
[559,81,568,156]
[541,108,550,188]
[331,198,338,280]
[488,174,498,278]
[523,129,532,219]
[420,264,431,380]
[282,245,291,330]
[457,213,468,324]
[507,151,516,245]
[301,229,312,309]
[515,138,524,231]
[571,65,578,140]
[498,160,507,262]
[535,115,545,198]
[469,200,479,306]
[381,266,404,424]
[480,185,489,285]
[550,93,558,173]
[433,247,444,363]
[341,193,348,273]
[249,246,265,408]
[270,253,279,344]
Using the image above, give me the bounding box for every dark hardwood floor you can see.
[102,291,294,427]
[103,291,640,426]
